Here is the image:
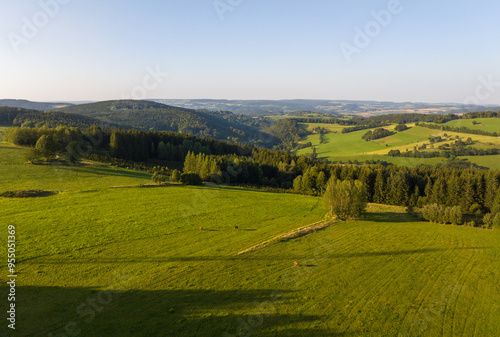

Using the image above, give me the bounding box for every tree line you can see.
[416,122,498,137]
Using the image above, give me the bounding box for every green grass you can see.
[462,155,500,170]
[1,138,500,336]
[298,123,346,133]
[295,122,500,169]
[296,125,434,158]
[437,118,500,133]
[0,143,151,193]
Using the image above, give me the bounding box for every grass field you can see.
[1,136,500,336]
[435,118,500,133]
[295,121,500,169]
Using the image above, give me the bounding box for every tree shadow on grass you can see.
[364,212,418,223]
[55,165,151,180]
[0,286,352,337]
[20,246,488,265]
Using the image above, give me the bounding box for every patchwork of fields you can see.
[295,119,500,169]
[1,131,500,336]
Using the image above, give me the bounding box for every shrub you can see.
[24,147,42,164]
[483,213,500,229]
[180,173,203,185]
[170,169,181,183]
[152,172,167,185]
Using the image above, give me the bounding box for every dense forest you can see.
[54,100,278,145]
[0,107,112,129]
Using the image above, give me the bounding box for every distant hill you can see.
[153,99,498,117]
[0,107,112,129]
[55,100,279,146]
[0,99,73,111]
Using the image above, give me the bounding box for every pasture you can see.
[1,132,500,336]
[295,121,500,169]
[435,118,500,134]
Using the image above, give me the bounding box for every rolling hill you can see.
[0,99,73,111]
[0,107,113,129]
[55,100,278,146]
[294,118,500,169]
[153,99,499,117]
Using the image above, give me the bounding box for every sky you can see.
[1,0,500,104]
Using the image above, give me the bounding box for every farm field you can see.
[433,118,500,133]
[1,138,500,336]
[295,121,500,169]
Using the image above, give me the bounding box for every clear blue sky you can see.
[1,0,500,104]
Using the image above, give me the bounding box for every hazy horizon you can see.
[3,98,500,108]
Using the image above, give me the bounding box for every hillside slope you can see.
[0,99,72,110]
[55,100,278,145]
[0,107,112,129]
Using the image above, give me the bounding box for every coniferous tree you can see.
[373,170,386,204]
[293,175,303,193]
[316,171,327,195]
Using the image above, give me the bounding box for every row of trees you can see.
[342,122,389,134]
[416,122,498,137]
[421,204,463,225]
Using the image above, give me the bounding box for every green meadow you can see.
[435,118,500,133]
[1,130,500,336]
[295,121,500,169]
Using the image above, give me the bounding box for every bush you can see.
[180,173,203,185]
[170,169,181,183]
[483,213,500,229]
[152,172,167,185]
[24,147,42,164]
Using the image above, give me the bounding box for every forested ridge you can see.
[0,107,112,129]
[54,100,278,145]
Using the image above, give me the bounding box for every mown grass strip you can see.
[237,219,336,255]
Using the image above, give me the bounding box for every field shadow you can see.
[0,286,349,337]
[22,246,488,266]
[0,190,57,198]
[56,166,150,180]
[364,212,418,223]
[331,246,488,259]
